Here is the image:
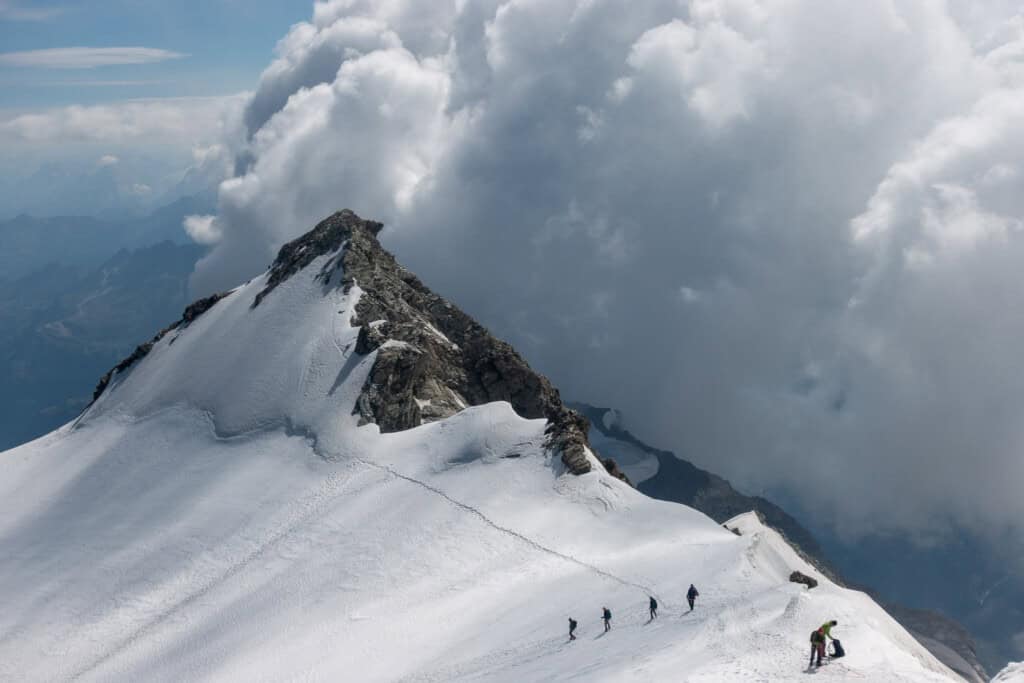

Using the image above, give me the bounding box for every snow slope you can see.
[0,242,960,682]
[993,662,1024,682]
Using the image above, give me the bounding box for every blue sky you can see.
[0,0,311,108]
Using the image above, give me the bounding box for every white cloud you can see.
[183,214,222,245]
[0,47,187,69]
[626,17,767,128]
[47,80,171,87]
[678,286,702,304]
[96,154,119,167]
[0,0,62,21]
[0,95,246,146]
[192,43,456,292]
[191,0,1024,543]
[828,85,1024,531]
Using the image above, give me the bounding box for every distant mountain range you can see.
[0,196,211,450]
[0,157,218,221]
[0,240,204,450]
[0,192,213,281]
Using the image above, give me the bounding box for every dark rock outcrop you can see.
[92,341,157,403]
[91,290,231,403]
[790,571,819,589]
[181,292,229,325]
[255,210,626,482]
[253,213,382,308]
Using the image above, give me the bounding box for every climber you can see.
[809,620,837,668]
[687,584,699,611]
[568,617,577,641]
[649,596,658,620]
[602,606,612,632]
[810,627,826,668]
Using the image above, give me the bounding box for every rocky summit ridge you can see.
[94,209,626,483]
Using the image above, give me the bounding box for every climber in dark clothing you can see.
[602,607,612,632]
[809,621,836,667]
[568,617,577,641]
[810,627,826,667]
[649,596,658,620]
[687,584,699,611]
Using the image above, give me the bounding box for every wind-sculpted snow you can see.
[993,662,1024,682]
[0,220,960,681]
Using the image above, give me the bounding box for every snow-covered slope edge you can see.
[993,662,1024,682]
[1,211,959,681]
[577,402,988,681]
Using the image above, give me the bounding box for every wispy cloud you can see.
[48,79,172,87]
[0,47,187,69]
[0,1,63,21]
[0,94,245,144]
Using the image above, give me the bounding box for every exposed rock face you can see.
[790,571,819,589]
[181,292,230,325]
[91,290,231,403]
[253,213,382,308]
[256,210,625,481]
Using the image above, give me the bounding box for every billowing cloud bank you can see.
[194,0,1024,542]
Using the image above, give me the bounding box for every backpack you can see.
[604,609,611,620]
[569,619,577,630]
[830,639,845,658]
[810,629,824,644]
[651,598,658,609]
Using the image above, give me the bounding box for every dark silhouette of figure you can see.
[686,584,699,611]
[649,596,658,620]
[568,618,577,641]
[602,607,612,632]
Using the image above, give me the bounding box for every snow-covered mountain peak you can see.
[86,209,620,480]
[252,208,381,308]
[1,211,963,681]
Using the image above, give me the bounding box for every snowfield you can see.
[0,248,960,682]
[994,663,1024,682]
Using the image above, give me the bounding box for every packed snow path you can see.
[349,454,663,600]
[0,245,958,682]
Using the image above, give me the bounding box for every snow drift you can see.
[0,211,960,681]
[993,662,1024,682]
